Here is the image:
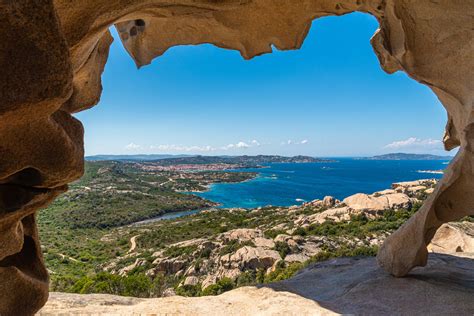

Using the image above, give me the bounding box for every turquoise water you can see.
[193,158,449,208]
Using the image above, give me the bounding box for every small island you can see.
[363,153,453,160]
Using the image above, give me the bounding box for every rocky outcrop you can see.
[429,222,474,254]
[302,196,339,209]
[1,0,473,313]
[39,253,474,315]
[392,179,437,191]
[219,229,263,243]
[153,258,187,275]
[296,181,430,226]
[221,246,281,270]
[343,192,412,213]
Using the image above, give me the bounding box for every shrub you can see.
[274,241,291,259]
[175,284,202,297]
[307,245,379,265]
[199,247,212,259]
[202,277,234,296]
[264,262,303,283]
[236,271,257,287]
[69,272,165,298]
[264,229,287,239]
[292,227,306,236]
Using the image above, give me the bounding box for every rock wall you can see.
[0,0,473,314]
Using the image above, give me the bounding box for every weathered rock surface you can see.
[221,246,281,270]
[429,222,474,254]
[1,0,474,313]
[343,192,412,212]
[39,254,474,315]
[220,228,263,242]
[269,253,474,315]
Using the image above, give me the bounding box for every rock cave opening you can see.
[0,1,472,314]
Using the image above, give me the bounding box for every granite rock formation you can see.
[0,0,473,314]
[39,253,474,315]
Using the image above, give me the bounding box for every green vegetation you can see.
[202,278,235,296]
[164,245,198,258]
[264,229,287,239]
[38,160,259,291]
[274,241,291,259]
[40,161,216,229]
[37,160,446,300]
[69,272,167,297]
[295,204,422,239]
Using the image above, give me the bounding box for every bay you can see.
[193,158,448,208]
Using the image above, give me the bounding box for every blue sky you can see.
[76,12,449,157]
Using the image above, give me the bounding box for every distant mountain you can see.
[153,155,334,165]
[86,154,193,161]
[366,153,453,160]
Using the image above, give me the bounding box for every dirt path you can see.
[128,235,139,253]
[58,253,79,263]
[159,178,174,186]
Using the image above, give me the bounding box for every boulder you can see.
[219,229,263,242]
[221,246,281,270]
[425,188,435,194]
[118,258,146,276]
[322,196,337,207]
[384,193,412,209]
[374,189,396,195]
[201,275,218,290]
[183,276,199,286]
[253,237,275,249]
[161,288,176,297]
[307,206,354,224]
[153,258,187,274]
[343,193,387,211]
[274,234,292,243]
[301,242,322,257]
[284,253,309,263]
[406,185,426,193]
[429,222,474,254]
[343,193,411,212]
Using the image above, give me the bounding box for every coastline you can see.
[186,160,447,209]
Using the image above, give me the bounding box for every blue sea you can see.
[193,158,448,208]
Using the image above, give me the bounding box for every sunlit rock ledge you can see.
[39,253,474,315]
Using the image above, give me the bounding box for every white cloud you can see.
[384,137,442,151]
[221,144,235,150]
[236,141,250,148]
[149,144,216,152]
[221,140,261,150]
[282,139,309,145]
[143,140,263,153]
[125,142,142,150]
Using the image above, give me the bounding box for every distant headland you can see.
[362,153,453,160]
[86,154,335,164]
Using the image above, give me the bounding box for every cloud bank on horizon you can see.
[124,139,310,153]
[123,137,452,156]
[383,137,443,153]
